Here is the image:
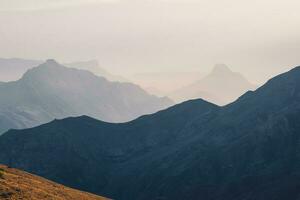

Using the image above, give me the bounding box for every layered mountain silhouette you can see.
[0,66,300,200]
[0,58,128,83]
[0,59,173,134]
[170,64,257,105]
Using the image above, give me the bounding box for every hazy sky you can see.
[1,0,300,84]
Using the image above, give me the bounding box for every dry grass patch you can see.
[0,164,109,200]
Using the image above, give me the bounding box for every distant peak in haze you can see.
[211,64,233,74]
[170,64,257,105]
[0,59,173,134]
[45,59,59,65]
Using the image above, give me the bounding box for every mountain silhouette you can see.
[0,59,173,134]
[0,66,300,200]
[170,64,257,105]
[0,58,128,83]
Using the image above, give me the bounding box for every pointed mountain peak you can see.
[211,64,232,74]
[21,59,71,81]
[30,59,63,72]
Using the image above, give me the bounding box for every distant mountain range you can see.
[170,64,257,105]
[0,66,299,200]
[0,59,173,134]
[0,58,127,83]
[0,164,108,200]
[0,58,257,106]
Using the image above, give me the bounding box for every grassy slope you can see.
[0,165,109,200]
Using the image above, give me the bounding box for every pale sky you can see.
[0,0,300,84]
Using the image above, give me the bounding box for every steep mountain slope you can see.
[0,165,108,200]
[0,59,173,134]
[170,64,257,105]
[0,58,42,82]
[0,66,300,200]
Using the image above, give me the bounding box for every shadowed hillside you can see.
[0,66,300,200]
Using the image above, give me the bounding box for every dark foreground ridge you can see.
[0,66,300,200]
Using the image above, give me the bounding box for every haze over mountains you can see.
[170,64,257,105]
[0,58,258,106]
[65,60,129,83]
[0,59,173,134]
[0,58,42,82]
[0,58,127,83]
[1,66,299,200]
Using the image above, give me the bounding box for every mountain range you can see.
[0,58,127,83]
[170,64,257,105]
[0,59,173,134]
[0,58,257,106]
[0,65,299,200]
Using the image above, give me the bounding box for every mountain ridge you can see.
[0,59,173,134]
[0,66,299,200]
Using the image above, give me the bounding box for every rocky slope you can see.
[0,66,299,200]
[0,59,173,134]
[0,164,108,200]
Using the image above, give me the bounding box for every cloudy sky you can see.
[0,0,300,86]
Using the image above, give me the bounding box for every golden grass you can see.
[0,165,109,200]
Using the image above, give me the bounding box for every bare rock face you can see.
[0,60,173,134]
[0,66,300,200]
